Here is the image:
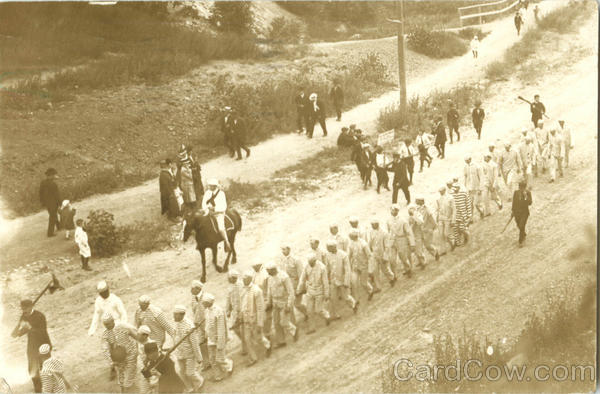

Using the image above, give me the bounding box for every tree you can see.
[209,2,254,35]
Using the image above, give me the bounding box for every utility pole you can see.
[389,0,407,116]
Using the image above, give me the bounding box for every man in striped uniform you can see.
[366,219,395,290]
[278,245,308,324]
[265,262,298,348]
[169,305,204,391]
[450,183,471,246]
[134,295,173,349]
[240,270,270,365]
[324,240,357,319]
[101,314,139,393]
[39,344,74,393]
[225,269,246,355]
[251,263,272,342]
[329,224,349,252]
[202,293,233,381]
[297,254,331,334]
[135,326,153,394]
[348,230,375,302]
[436,186,456,254]
[386,204,416,277]
[190,280,210,368]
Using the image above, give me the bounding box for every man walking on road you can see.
[433,117,447,159]
[278,245,309,323]
[512,181,532,247]
[265,262,298,348]
[415,197,440,261]
[499,142,523,199]
[530,94,546,128]
[548,127,564,182]
[374,146,390,193]
[190,280,210,366]
[307,93,328,138]
[324,240,357,318]
[472,101,485,140]
[481,153,503,216]
[169,305,205,391]
[447,102,460,144]
[240,270,270,365]
[297,255,331,334]
[330,80,344,122]
[416,130,433,171]
[367,219,395,290]
[436,186,456,254]
[386,205,416,278]
[39,168,61,237]
[534,119,549,175]
[464,155,485,220]
[203,293,233,382]
[101,314,139,393]
[230,112,251,160]
[348,230,374,302]
[134,295,172,349]
[387,153,411,205]
[558,120,572,168]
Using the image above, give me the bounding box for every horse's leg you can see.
[223,232,232,272]
[212,246,222,273]
[230,231,238,265]
[200,248,207,283]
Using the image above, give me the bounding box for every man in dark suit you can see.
[386,153,411,205]
[307,93,328,138]
[330,80,344,121]
[433,117,447,159]
[39,168,61,237]
[530,94,546,128]
[221,106,235,157]
[472,100,485,139]
[293,87,310,133]
[230,113,251,160]
[159,159,174,216]
[446,102,460,144]
[512,181,532,247]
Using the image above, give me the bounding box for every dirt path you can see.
[0,4,595,391]
[0,2,556,272]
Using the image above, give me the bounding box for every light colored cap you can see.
[224,106,232,111]
[408,203,418,210]
[139,295,151,303]
[349,216,359,223]
[138,325,151,335]
[309,236,319,242]
[309,93,317,100]
[484,152,492,158]
[97,280,108,292]
[251,262,262,269]
[489,144,495,148]
[191,280,203,289]
[326,239,337,247]
[504,141,512,146]
[173,305,186,313]
[207,178,218,186]
[415,195,425,202]
[525,136,533,142]
[452,183,460,189]
[464,155,471,161]
[390,204,400,210]
[522,128,528,133]
[39,344,51,355]
[202,293,215,303]
[102,313,114,323]
[280,242,290,249]
[371,218,380,224]
[265,262,277,270]
[61,200,70,209]
[243,270,254,278]
[439,186,447,192]
[228,268,240,278]
[329,223,338,229]
[307,253,318,263]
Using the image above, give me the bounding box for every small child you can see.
[75,219,92,271]
[59,200,76,239]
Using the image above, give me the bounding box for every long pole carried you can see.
[397,0,407,116]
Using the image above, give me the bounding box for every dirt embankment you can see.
[0,4,595,392]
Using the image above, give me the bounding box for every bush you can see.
[407,27,468,58]
[118,219,173,254]
[209,2,254,35]
[456,27,490,41]
[351,52,389,84]
[537,0,591,33]
[86,209,120,257]
[268,16,304,44]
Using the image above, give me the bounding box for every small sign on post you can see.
[377,129,396,147]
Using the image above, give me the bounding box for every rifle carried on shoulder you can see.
[517,96,550,119]
[141,325,200,378]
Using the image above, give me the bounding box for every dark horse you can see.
[183,208,242,283]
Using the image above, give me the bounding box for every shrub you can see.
[268,16,304,44]
[86,209,120,257]
[456,27,490,41]
[351,52,389,85]
[485,60,509,81]
[537,0,591,33]
[209,2,254,35]
[118,219,173,254]
[407,27,468,58]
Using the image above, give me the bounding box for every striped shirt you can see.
[101,323,138,364]
[40,357,66,393]
[323,250,351,287]
[451,190,472,230]
[240,284,265,326]
[134,305,173,345]
[278,254,305,289]
[191,292,206,327]
[226,280,242,325]
[367,228,386,258]
[205,305,228,349]
[172,319,202,361]
[298,261,329,297]
[266,271,295,308]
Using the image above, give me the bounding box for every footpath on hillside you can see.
[0,2,555,271]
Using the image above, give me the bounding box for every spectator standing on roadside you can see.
[330,79,344,122]
[58,200,75,239]
[177,145,197,212]
[415,130,433,172]
[294,87,310,134]
[75,219,92,271]
[470,35,480,59]
[230,112,251,160]
[220,106,235,158]
[39,168,61,238]
[472,100,485,140]
[433,117,447,159]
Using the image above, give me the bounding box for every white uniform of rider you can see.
[202,179,231,250]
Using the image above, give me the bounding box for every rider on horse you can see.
[201,179,231,252]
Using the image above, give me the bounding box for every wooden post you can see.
[478,5,483,25]
[397,0,407,116]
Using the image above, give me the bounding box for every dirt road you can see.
[0,2,555,272]
[1,3,595,391]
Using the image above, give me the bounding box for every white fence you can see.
[458,0,520,26]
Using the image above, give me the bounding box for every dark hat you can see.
[475,100,482,106]
[20,299,33,308]
[45,168,57,176]
[144,341,159,354]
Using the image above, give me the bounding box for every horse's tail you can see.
[229,208,242,232]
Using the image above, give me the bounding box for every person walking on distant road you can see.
[447,102,460,144]
[512,181,532,247]
[470,35,480,59]
[230,112,251,160]
[472,101,485,140]
[220,106,235,157]
[386,153,411,205]
[514,10,524,36]
[39,168,61,237]
[433,117,447,159]
[330,79,344,122]
[293,87,310,134]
